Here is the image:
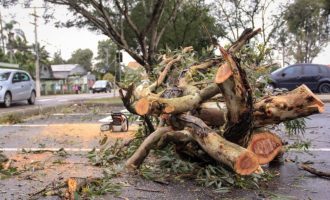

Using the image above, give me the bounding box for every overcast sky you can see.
[1,1,329,65]
[1,1,107,61]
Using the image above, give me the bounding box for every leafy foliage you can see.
[212,0,286,66]
[126,0,224,54]
[94,39,117,74]
[0,19,50,76]
[284,0,330,63]
[286,139,311,151]
[51,51,66,65]
[140,145,275,192]
[283,118,307,136]
[67,48,93,71]
[0,114,23,124]
[79,169,123,197]
[88,125,146,167]
[103,73,115,82]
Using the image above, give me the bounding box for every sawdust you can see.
[41,123,137,139]
[32,123,138,148]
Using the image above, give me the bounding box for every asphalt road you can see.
[0,91,117,115]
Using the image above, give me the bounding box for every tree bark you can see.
[253,84,324,127]
[215,47,253,142]
[175,115,259,175]
[196,84,324,129]
[125,127,173,169]
[135,83,220,116]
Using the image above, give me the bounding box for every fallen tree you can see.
[120,28,324,175]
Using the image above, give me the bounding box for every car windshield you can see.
[271,67,284,75]
[94,81,107,87]
[0,72,11,81]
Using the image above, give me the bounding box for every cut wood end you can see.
[215,63,233,84]
[164,105,175,114]
[298,84,325,113]
[247,132,282,165]
[235,150,259,175]
[135,98,150,115]
[67,178,77,192]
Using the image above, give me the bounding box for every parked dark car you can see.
[269,64,330,93]
[92,80,111,93]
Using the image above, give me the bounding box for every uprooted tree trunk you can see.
[120,28,324,175]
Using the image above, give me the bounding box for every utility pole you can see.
[30,7,41,97]
[282,46,285,68]
[0,9,5,53]
[104,47,116,96]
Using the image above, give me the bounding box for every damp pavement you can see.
[0,103,329,199]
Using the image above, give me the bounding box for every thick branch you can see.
[125,128,193,169]
[228,28,262,54]
[135,83,220,115]
[126,127,172,169]
[215,47,253,142]
[194,102,227,127]
[197,84,324,129]
[215,47,251,124]
[254,84,324,127]
[175,114,259,175]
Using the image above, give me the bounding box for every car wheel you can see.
[3,92,11,108]
[318,82,330,93]
[28,91,36,105]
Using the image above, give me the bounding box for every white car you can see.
[0,69,36,107]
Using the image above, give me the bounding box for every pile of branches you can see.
[120,28,324,176]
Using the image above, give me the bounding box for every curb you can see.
[0,103,71,123]
[0,101,124,123]
[317,96,330,103]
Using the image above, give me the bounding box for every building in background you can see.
[40,64,95,95]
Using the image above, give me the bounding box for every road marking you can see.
[37,99,52,102]
[0,124,50,127]
[0,148,99,152]
[289,148,330,152]
[0,148,329,153]
[0,124,102,127]
[52,113,111,116]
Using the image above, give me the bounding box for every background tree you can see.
[51,51,66,65]
[124,0,224,54]
[44,0,181,74]
[284,0,330,63]
[212,0,286,65]
[102,73,115,82]
[0,18,50,76]
[67,48,93,71]
[95,39,117,74]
